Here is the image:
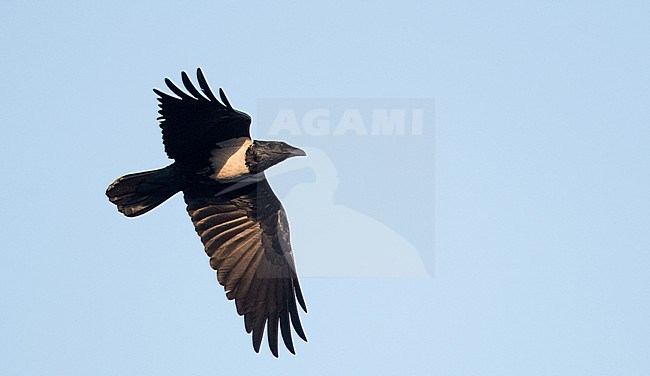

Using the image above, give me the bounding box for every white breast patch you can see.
[209,137,253,181]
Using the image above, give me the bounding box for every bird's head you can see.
[246,141,306,173]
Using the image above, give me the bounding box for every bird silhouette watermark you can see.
[258,99,435,278]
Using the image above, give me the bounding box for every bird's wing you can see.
[154,68,252,162]
[184,177,307,357]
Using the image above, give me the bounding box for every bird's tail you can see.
[106,164,184,217]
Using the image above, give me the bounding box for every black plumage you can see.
[153,70,252,164]
[106,69,307,357]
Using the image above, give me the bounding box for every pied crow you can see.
[106,69,307,357]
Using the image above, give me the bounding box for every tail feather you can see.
[106,164,183,217]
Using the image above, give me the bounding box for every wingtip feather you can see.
[181,70,206,100]
[219,88,233,109]
[196,68,219,102]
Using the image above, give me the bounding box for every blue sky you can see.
[1,1,649,375]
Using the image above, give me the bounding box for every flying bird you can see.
[106,68,308,357]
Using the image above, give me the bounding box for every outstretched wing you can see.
[154,68,252,162]
[184,177,308,357]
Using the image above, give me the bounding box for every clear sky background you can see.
[1,1,649,375]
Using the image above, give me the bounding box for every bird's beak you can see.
[286,146,307,157]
